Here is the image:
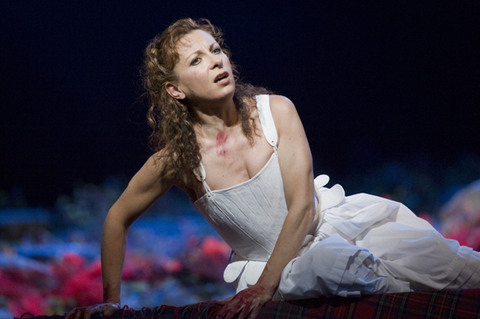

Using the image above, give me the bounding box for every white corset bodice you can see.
[193,151,288,261]
[193,95,287,261]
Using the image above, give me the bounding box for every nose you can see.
[211,56,224,69]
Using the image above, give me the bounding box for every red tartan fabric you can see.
[19,289,480,319]
[157,289,480,318]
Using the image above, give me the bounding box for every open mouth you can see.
[214,72,229,83]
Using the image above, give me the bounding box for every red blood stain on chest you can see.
[216,130,228,156]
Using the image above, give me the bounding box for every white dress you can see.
[193,95,480,300]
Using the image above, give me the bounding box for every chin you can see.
[224,88,236,101]
[216,85,235,101]
[227,81,236,94]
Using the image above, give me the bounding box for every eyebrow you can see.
[186,42,217,62]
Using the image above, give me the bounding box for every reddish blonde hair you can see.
[142,18,270,181]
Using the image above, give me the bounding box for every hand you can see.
[65,303,121,319]
[216,285,274,319]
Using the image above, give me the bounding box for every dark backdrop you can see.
[1,1,479,206]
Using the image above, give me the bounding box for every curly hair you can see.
[142,18,270,181]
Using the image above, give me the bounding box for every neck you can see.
[193,97,239,131]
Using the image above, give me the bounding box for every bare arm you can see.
[68,152,175,319]
[217,95,315,318]
[258,95,315,291]
[102,153,175,303]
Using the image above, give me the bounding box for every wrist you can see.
[103,286,120,304]
[255,276,279,296]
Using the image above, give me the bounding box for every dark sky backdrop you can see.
[1,1,479,206]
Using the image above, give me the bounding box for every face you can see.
[167,30,235,105]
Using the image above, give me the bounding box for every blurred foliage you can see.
[330,152,480,216]
[1,151,480,317]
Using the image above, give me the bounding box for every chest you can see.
[198,128,274,192]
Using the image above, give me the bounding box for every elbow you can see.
[104,208,131,233]
[303,202,316,229]
[292,200,315,234]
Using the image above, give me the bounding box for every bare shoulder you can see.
[131,149,176,191]
[268,95,302,132]
[107,149,177,223]
[268,95,296,114]
[143,150,168,176]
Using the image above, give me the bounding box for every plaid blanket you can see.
[20,289,480,319]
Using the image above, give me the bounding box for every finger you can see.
[83,307,94,319]
[65,309,74,319]
[249,304,263,319]
[75,307,86,319]
[216,304,230,319]
[220,301,245,319]
[65,309,76,319]
[104,304,120,318]
[237,301,254,319]
[103,308,115,318]
[222,307,238,319]
[216,297,237,317]
[216,302,238,319]
[216,307,227,319]
[237,309,250,319]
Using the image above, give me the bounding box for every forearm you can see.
[96,153,173,304]
[256,201,315,292]
[252,95,318,293]
[101,212,128,304]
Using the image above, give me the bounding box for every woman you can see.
[70,18,480,319]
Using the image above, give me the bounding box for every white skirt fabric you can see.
[232,175,480,300]
[276,176,480,299]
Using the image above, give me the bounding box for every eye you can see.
[190,57,201,66]
[212,47,222,54]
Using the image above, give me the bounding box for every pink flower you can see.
[443,225,470,247]
[51,253,103,307]
[50,252,87,283]
[121,253,166,283]
[0,269,28,299]
[58,271,103,306]
[183,236,231,282]
[164,258,183,274]
[8,291,47,317]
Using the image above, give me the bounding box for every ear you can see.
[165,82,186,100]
